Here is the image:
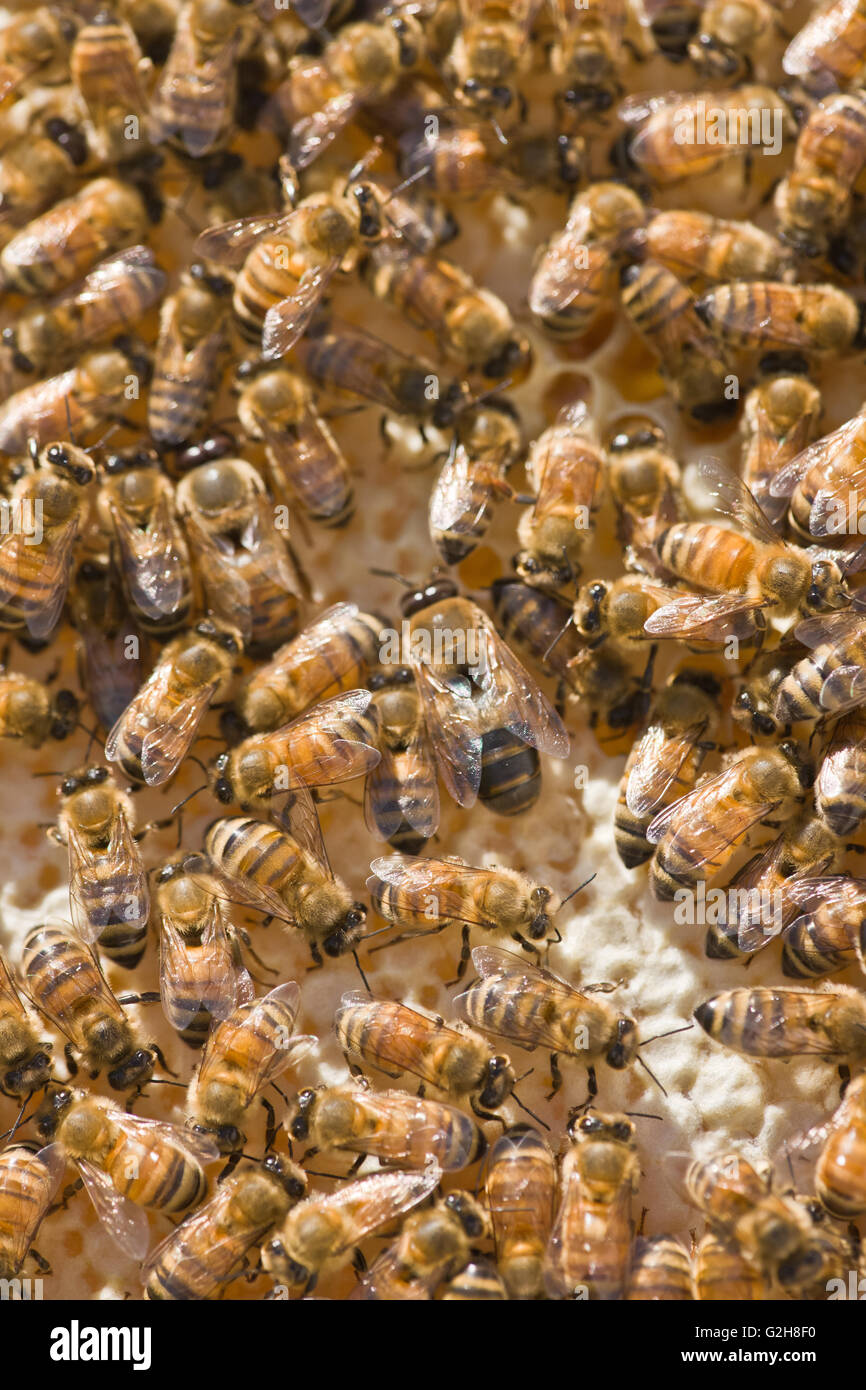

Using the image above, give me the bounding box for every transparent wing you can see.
[110,487,189,622]
[104,659,175,766]
[270,780,332,875]
[645,762,773,857]
[769,410,866,500]
[76,1158,151,1262]
[473,609,570,757]
[644,592,765,641]
[67,809,149,946]
[26,922,124,1041]
[820,664,866,712]
[364,723,439,841]
[184,850,297,927]
[262,259,341,360]
[140,683,218,786]
[270,690,381,788]
[0,518,80,641]
[368,853,518,929]
[783,0,862,76]
[198,983,310,1103]
[194,213,294,268]
[625,720,710,816]
[697,457,781,547]
[289,92,363,170]
[287,1167,441,1257]
[159,901,252,1032]
[429,454,510,533]
[411,662,482,808]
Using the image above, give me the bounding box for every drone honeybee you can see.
[352,1189,489,1300]
[148,267,231,449]
[619,86,793,185]
[0,346,145,456]
[150,0,259,157]
[429,401,522,565]
[546,1112,639,1301]
[740,376,822,528]
[514,402,605,589]
[286,1084,486,1172]
[144,1155,307,1301]
[627,1235,693,1300]
[694,984,866,1063]
[0,1142,65,1280]
[485,1124,557,1301]
[363,666,439,855]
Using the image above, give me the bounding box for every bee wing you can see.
[271,780,332,876]
[364,721,439,841]
[193,214,293,268]
[73,245,166,304]
[66,809,149,946]
[469,609,569,758]
[819,737,866,806]
[769,410,866,500]
[297,1167,442,1257]
[289,91,363,170]
[411,662,482,808]
[735,855,837,953]
[697,457,781,548]
[782,0,861,76]
[429,454,510,533]
[159,904,250,1032]
[357,1088,481,1167]
[625,720,710,817]
[105,659,174,766]
[368,853,518,929]
[546,1180,632,1301]
[529,237,615,315]
[184,851,297,927]
[75,1158,151,1263]
[262,258,341,361]
[238,494,302,600]
[645,762,768,847]
[200,986,311,1103]
[110,489,188,623]
[350,1243,434,1300]
[138,681,218,787]
[819,664,866,713]
[644,592,765,641]
[279,602,360,664]
[276,690,381,788]
[107,1109,221,1167]
[290,0,333,24]
[183,513,254,641]
[1,1143,65,1271]
[150,329,225,446]
[0,948,25,1012]
[0,517,80,642]
[793,608,866,649]
[742,988,858,1055]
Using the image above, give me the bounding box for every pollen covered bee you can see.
[363,666,439,855]
[352,1188,489,1300]
[0,1142,65,1280]
[0,346,145,456]
[514,402,605,589]
[545,1112,639,1301]
[150,0,259,158]
[619,86,793,185]
[144,1155,307,1301]
[485,1124,557,1301]
[740,376,823,528]
[0,947,53,1099]
[106,616,242,787]
[286,1084,486,1172]
[627,1235,693,1300]
[0,666,78,747]
[695,984,866,1065]
[606,417,686,561]
[148,267,231,449]
[429,400,522,564]
[335,992,515,1118]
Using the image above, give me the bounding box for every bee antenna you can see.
[639,1022,693,1047]
[0,1097,35,1142]
[33,769,66,777]
[624,1110,664,1121]
[145,1078,187,1089]
[511,1093,551,1130]
[351,949,371,993]
[560,873,596,906]
[635,1054,668,1096]
[370,567,413,587]
[63,393,76,445]
[170,784,209,816]
[542,615,574,663]
[389,164,431,199]
[186,754,211,778]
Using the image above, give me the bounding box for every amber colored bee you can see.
[627,1235,693,1300]
[0,136,76,228]
[620,261,734,423]
[0,8,76,103]
[696,281,863,359]
[692,1231,765,1300]
[679,1152,826,1291]
[730,642,804,742]
[150,0,259,158]
[689,0,774,78]
[769,401,866,544]
[211,689,380,807]
[106,616,240,787]
[740,376,822,528]
[430,400,521,565]
[783,0,866,95]
[148,267,231,449]
[545,1112,639,1301]
[397,110,520,201]
[817,707,866,835]
[200,801,367,963]
[20,920,167,1093]
[646,459,857,643]
[489,577,584,696]
[36,1088,218,1260]
[633,0,702,59]
[514,402,604,589]
[455,945,639,1097]
[238,603,383,735]
[0,346,144,456]
[236,364,354,529]
[0,440,95,641]
[0,948,53,1098]
[335,991,515,1118]
[49,763,150,970]
[443,0,533,124]
[619,86,793,185]
[176,457,304,656]
[615,667,720,870]
[98,447,194,636]
[439,1257,508,1300]
[647,741,813,901]
[70,12,150,164]
[605,417,686,561]
[774,93,866,258]
[144,1155,307,1301]
[363,665,438,855]
[0,1142,65,1280]
[573,575,672,652]
[549,0,626,114]
[810,1071,866,1216]
[287,1084,486,1172]
[186,982,312,1153]
[352,1189,489,1300]
[779,874,864,979]
[69,555,146,733]
[529,183,644,339]
[485,1124,557,1301]
[0,666,78,747]
[636,210,793,287]
[153,853,253,1050]
[772,606,866,727]
[261,1167,442,1292]
[694,984,866,1063]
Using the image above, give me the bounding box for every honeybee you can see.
[615,667,720,870]
[545,1112,639,1301]
[0,346,145,456]
[769,401,866,544]
[694,984,866,1063]
[20,921,168,1093]
[211,689,380,807]
[529,183,644,338]
[69,555,146,732]
[633,0,701,59]
[363,665,439,855]
[0,177,151,297]
[70,12,150,164]
[200,801,367,963]
[817,707,866,835]
[352,1188,488,1300]
[573,575,673,651]
[696,281,863,360]
[186,982,313,1152]
[688,0,774,79]
[335,992,515,1119]
[153,853,253,1050]
[148,267,231,448]
[620,261,734,423]
[261,1166,442,1292]
[783,0,866,95]
[605,417,686,560]
[0,948,53,1099]
[485,1124,557,1301]
[397,110,519,202]
[489,578,584,696]
[455,945,639,1096]
[176,457,304,655]
[647,741,813,901]
[806,1071,866,1216]
[106,616,242,787]
[567,645,656,756]
[286,1084,486,1172]
[150,0,259,157]
[442,0,533,123]
[0,1142,65,1280]
[0,136,75,228]
[549,0,626,114]
[369,855,562,978]
[0,8,76,103]
[236,365,354,529]
[0,440,95,641]
[678,1152,826,1291]
[430,401,521,564]
[36,1088,218,1260]
[779,875,864,979]
[49,763,150,971]
[364,242,531,383]
[774,93,866,258]
[740,376,823,528]
[144,1155,307,1301]
[438,1257,508,1299]
[730,641,805,741]
[0,667,78,747]
[636,210,793,287]
[627,1235,693,1300]
[513,402,605,589]
[645,459,857,642]
[238,603,383,734]
[387,572,568,811]
[619,87,793,185]
[692,1231,765,1300]
[772,605,866,727]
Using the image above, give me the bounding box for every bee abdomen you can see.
[781,912,857,979]
[478,729,541,817]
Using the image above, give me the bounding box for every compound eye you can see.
[61,777,78,796]
[87,767,109,783]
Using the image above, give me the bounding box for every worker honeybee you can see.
[0,8,75,103]
[730,641,806,741]
[550,0,627,114]
[443,0,533,125]
[573,575,673,651]
[807,1071,866,1216]
[429,400,522,564]
[619,86,793,185]
[490,578,584,698]
[0,947,53,1099]
[636,210,793,287]
[694,984,866,1062]
[605,417,686,561]
[150,0,259,157]
[0,1142,65,1280]
[687,0,775,79]
[351,1189,489,1300]
[514,402,605,589]
[106,616,242,787]
[286,1084,486,1171]
[485,1124,557,1300]
[692,1231,765,1300]
[627,1235,693,1300]
[769,401,866,544]
[740,376,823,528]
[783,0,866,95]
[772,604,866,727]
[633,0,702,60]
[70,11,150,164]
[148,267,231,449]
[695,282,863,359]
[0,135,76,229]
[546,1112,639,1301]
[774,92,866,258]
[363,666,439,855]
[0,346,146,456]
[0,666,78,747]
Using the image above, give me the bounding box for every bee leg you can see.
[63,1044,79,1078]
[308,943,324,971]
[839,1063,852,1099]
[470,1097,507,1130]
[416,1082,426,1098]
[303,1273,319,1297]
[261,1097,277,1152]
[446,925,473,986]
[545,1053,562,1101]
[49,1177,83,1215]
[237,927,278,976]
[218,1152,242,1183]
[150,1042,178,1077]
[30,1248,51,1276]
[351,1247,367,1275]
[347,1154,365,1177]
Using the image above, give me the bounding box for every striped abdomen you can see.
[199,993,296,1100]
[233,238,303,344]
[105,1132,207,1214]
[693,1233,764,1300]
[548,1178,631,1299]
[655,522,756,592]
[230,551,301,656]
[204,818,301,916]
[21,924,115,1038]
[266,418,354,528]
[774,632,866,724]
[0,1148,55,1277]
[338,1093,485,1170]
[627,1236,693,1300]
[782,904,859,978]
[74,836,149,970]
[815,1077,866,1216]
[243,610,382,731]
[0,528,78,632]
[487,1126,556,1301]
[478,728,541,817]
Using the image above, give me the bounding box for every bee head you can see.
[50,689,79,740]
[264,1235,309,1286]
[443,1191,486,1239]
[107,1047,155,1093]
[806,558,848,612]
[190,1120,244,1154]
[478,1055,515,1110]
[322,902,367,958]
[528,886,553,940]
[35,1087,75,1141]
[605,1017,638,1070]
[262,1152,307,1201]
[288,1088,318,1142]
[399,575,458,618]
[43,443,96,487]
[5,1049,52,1098]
